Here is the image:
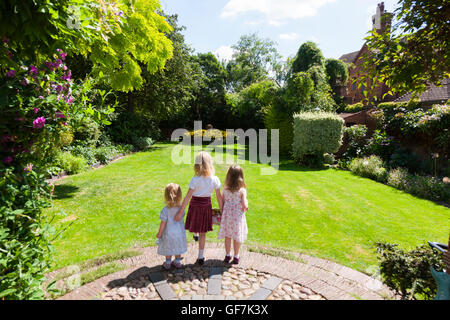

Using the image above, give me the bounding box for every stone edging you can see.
[56,243,395,300]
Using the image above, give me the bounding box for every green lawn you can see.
[47,143,450,273]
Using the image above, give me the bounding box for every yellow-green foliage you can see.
[86,0,174,92]
[343,102,364,113]
[292,112,344,161]
[264,105,294,156]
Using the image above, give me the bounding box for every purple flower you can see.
[20,78,29,86]
[3,37,9,44]
[60,52,67,60]
[24,163,33,172]
[38,95,44,99]
[33,108,39,114]
[33,117,46,129]
[3,156,13,165]
[62,122,68,126]
[6,70,15,78]
[30,65,38,74]
[55,111,65,118]
[56,48,62,53]
[61,71,71,81]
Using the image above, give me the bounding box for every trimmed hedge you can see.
[292,112,344,165]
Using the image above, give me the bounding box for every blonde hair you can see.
[224,165,246,193]
[194,151,215,177]
[164,183,182,208]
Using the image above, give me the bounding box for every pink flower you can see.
[33,117,46,129]
[65,96,74,105]
[62,122,67,126]
[6,70,15,78]
[24,163,33,172]
[33,108,39,114]
[60,52,67,60]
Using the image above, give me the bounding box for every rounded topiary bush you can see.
[292,112,344,166]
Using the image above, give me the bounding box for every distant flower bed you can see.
[184,129,234,140]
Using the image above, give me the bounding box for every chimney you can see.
[372,2,391,33]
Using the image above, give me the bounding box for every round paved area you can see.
[54,243,394,300]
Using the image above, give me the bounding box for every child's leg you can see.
[225,237,232,256]
[164,256,172,269]
[233,240,241,258]
[198,233,206,259]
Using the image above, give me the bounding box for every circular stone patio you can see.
[54,243,395,300]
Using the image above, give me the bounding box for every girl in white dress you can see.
[156,183,187,270]
[218,165,248,264]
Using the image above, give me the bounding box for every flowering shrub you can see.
[184,129,233,140]
[0,49,114,299]
[349,156,388,183]
[372,102,450,156]
[342,124,368,160]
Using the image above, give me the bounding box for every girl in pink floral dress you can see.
[218,165,248,264]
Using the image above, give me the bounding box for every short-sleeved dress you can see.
[218,188,248,243]
[157,206,187,256]
[185,175,221,233]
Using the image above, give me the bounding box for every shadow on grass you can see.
[53,184,79,200]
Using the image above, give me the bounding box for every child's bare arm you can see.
[215,188,223,212]
[174,189,194,221]
[156,221,167,239]
[240,189,248,212]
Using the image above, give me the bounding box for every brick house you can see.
[339,2,395,105]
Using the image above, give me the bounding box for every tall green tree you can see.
[193,52,230,128]
[226,33,282,92]
[127,14,199,127]
[291,41,325,74]
[325,58,349,104]
[358,0,450,100]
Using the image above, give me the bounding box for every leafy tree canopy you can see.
[291,41,325,74]
[226,33,282,92]
[358,0,450,100]
[0,0,174,92]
